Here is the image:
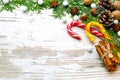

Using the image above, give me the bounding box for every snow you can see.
[0,9,99,51]
[0,8,106,80]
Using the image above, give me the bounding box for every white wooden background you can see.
[0,10,120,80]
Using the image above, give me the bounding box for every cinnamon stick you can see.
[95,40,118,72]
[110,43,120,64]
[98,41,113,66]
[117,57,120,64]
[95,45,113,71]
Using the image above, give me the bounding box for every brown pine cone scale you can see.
[98,0,115,11]
[98,10,114,28]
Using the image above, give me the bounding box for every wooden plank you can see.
[0,11,120,80]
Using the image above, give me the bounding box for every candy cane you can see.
[86,21,111,42]
[66,21,104,40]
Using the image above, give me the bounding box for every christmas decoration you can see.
[113,24,120,33]
[0,0,120,72]
[98,0,114,11]
[80,14,88,21]
[113,20,119,24]
[95,40,119,72]
[117,31,120,36]
[84,0,92,6]
[66,21,103,40]
[112,10,120,20]
[70,7,78,15]
[38,0,43,5]
[85,21,111,42]
[0,0,99,20]
[113,1,120,11]
[91,3,96,8]
[90,8,97,16]
[3,0,9,4]
[73,15,79,21]
[50,1,58,8]
[98,10,114,28]
[63,0,68,6]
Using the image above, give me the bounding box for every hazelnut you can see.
[80,14,88,21]
[112,10,120,20]
[70,7,78,15]
[113,24,120,33]
[90,8,97,15]
[50,1,58,8]
[84,0,92,6]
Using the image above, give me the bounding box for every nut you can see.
[91,8,97,15]
[50,1,58,8]
[84,0,92,6]
[113,24,120,33]
[80,14,88,21]
[114,1,120,11]
[70,7,78,15]
[112,10,120,20]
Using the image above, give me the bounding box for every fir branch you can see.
[107,29,120,46]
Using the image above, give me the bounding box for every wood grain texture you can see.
[0,11,120,80]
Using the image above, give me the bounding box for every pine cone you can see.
[98,10,114,28]
[98,0,115,11]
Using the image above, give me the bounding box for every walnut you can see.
[114,1,120,11]
[112,10,120,20]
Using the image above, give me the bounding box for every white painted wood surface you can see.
[0,10,120,80]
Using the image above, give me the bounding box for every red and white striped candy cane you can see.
[66,21,104,40]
